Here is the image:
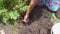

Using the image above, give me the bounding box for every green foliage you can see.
[0,0,29,24]
[13,31,17,34]
[20,6,29,11]
[49,13,60,24]
[0,0,3,7]
[2,11,19,23]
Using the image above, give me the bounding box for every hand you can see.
[23,15,29,23]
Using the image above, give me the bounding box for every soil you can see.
[18,5,53,34]
[0,5,60,34]
[56,9,60,19]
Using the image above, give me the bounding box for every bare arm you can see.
[23,0,38,23]
[25,0,38,15]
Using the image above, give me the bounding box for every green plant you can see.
[13,31,17,34]
[2,11,19,24]
[13,0,29,12]
[0,0,3,8]
[49,13,60,24]
[0,0,29,24]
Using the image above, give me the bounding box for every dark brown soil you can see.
[18,5,53,34]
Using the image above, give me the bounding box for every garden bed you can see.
[0,5,60,34]
[18,5,53,34]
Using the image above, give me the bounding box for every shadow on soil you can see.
[18,5,54,34]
